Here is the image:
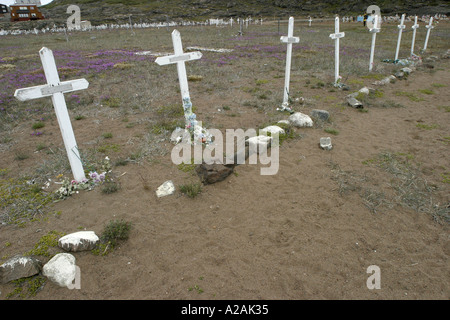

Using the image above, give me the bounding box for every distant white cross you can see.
[423,17,434,52]
[329,16,345,85]
[369,15,380,72]
[155,30,202,130]
[394,14,406,61]
[308,16,312,27]
[279,16,300,112]
[410,16,419,56]
[14,47,89,182]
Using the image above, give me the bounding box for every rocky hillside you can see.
[1,0,449,28]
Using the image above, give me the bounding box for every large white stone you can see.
[156,180,175,198]
[246,135,272,150]
[288,112,313,127]
[43,253,76,288]
[259,125,285,136]
[58,231,99,252]
[320,137,333,150]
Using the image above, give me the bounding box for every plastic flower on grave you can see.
[182,97,193,112]
[89,171,98,180]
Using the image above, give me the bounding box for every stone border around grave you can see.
[0,231,100,291]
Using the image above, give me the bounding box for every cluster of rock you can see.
[155,108,333,194]
[155,51,449,193]
[346,66,415,109]
[0,231,100,288]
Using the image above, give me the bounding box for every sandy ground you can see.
[0,50,449,301]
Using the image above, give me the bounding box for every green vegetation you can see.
[32,121,45,130]
[92,219,132,256]
[6,275,47,299]
[179,183,202,198]
[0,177,56,226]
[394,91,424,102]
[416,123,438,130]
[324,128,339,135]
[24,230,65,257]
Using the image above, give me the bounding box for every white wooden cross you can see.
[423,17,434,52]
[279,17,299,112]
[155,30,202,130]
[410,16,419,56]
[369,15,380,72]
[14,47,89,182]
[308,16,312,27]
[329,16,345,85]
[394,14,406,61]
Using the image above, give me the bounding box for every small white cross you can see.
[410,16,419,56]
[279,17,299,112]
[329,16,345,85]
[308,17,312,27]
[155,30,202,130]
[14,47,89,182]
[369,15,380,72]
[423,17,434,52]
[394,14,406,61]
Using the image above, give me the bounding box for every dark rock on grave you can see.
[0,255,42,284]
[195,163,235,185]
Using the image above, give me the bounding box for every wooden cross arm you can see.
[14,79,89,101]
[155,51,202,66]
[280,36,300,44]
[330,32,345,39]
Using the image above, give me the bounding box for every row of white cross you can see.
[14,16,436,181]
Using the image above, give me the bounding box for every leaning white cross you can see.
[423,17,434,52]
[278,17,299,112]
[369,15,380,72]
[394,14,406,62]
[155,30,202,131]
[410,16,419,56]
[14,47,89,182]
[329,16,345,86]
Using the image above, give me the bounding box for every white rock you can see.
[320,137,333,150]
[43,253,76,288]
[156,180,175,198]
[288,112,313,127]
[373,75,396,85]
[358,87,370,95]
[246,135,272,150]
[277,120,290,125]
[401,67,413,74]
[58,231,100,252]
[259,125,285,136]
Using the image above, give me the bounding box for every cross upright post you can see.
[155,29,202,131]
[279,16,300,112]
[14,47,89,182]
[423,17,434,52]
[394,14,406,62]
[369,15,380,72]
[410,16,419,56]
[329,16,345,86]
